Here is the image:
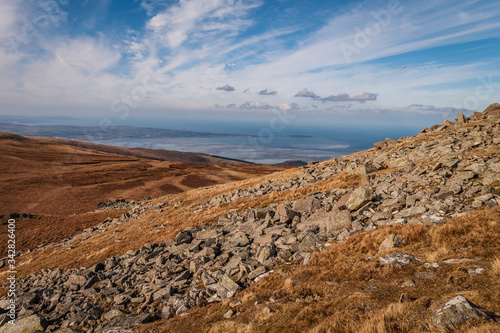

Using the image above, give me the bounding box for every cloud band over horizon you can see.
[0,0,498,124]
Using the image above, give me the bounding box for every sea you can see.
[94,118,422,165]
[12,116,423,165]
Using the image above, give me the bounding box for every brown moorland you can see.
[0,133,286,253]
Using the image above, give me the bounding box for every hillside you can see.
[0,134,285,254]
[0,104,499,332]
[38,136,254,165]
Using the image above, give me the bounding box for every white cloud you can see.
[239,101,272,109]
[0,0,17,39]
[279,103,299,111]
[146,0,261,48]
[0,0,68,58]
[0,38,124,110]
[140,0,165,16]
[294,88,320,98]
[54,39,121,73]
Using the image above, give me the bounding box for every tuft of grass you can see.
[491,257,500,278]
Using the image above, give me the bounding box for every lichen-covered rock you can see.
[102,308,128,321]
[432,296,496,332]
[378,234,405,252]
[276,204,294,219]
[257,244,277,264]
[0,314,47,333]
[395,206,427,218]
[66,274,87,287]
[174,231,193,245]
[379,253,419,267]
[229,232,250,247]
[325,209,352,233]
[345,187,374,211]
[292,198,321,212]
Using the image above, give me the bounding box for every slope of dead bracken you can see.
[0,134,285,254]
[1,104,500,332]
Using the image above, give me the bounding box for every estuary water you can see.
[96,119,421,164]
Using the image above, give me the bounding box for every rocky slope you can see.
[1,104,499,332]
[0,133,285,254]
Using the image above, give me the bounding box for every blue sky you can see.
[0,0,499,126]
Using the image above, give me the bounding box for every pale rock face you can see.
[276,203,294,220]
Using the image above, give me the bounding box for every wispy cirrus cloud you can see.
[146,0,261,48]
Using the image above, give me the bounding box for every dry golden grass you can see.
[462,323,500,333]
[0,163,359,288]
[139,206,500,333]
[491,257,500,278]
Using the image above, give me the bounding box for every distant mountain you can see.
[0,123,255,140]
[0,115,77,123]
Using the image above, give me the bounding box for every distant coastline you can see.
[0,117,422,164]
[0,123,256,141]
